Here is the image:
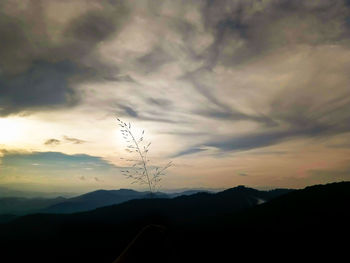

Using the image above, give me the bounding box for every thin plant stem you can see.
[117,118,172,194]
[126,125,152,193]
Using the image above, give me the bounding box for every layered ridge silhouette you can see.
[0,182,348,263]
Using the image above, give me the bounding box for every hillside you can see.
[0,182,348,262]
[0,188,209,215]
[0,185,292,262]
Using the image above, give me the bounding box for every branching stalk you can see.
[126,125,152,193]
[117,118,172,193]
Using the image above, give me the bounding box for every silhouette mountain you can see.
[41,189,155,214]
[0,182,348,262]
[0,186,75,198]
[0,188,209,215]
[167,189,210,197]
[0,196,66,215]
[0,185,292,262]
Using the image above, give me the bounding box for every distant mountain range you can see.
[0,186,76,198]
[0,196,67,215]
[41,189,167,214]
[0,186,291,215]
[0,188,211,215]
[1,182,348,263]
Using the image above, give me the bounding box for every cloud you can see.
[44,136,86,146]
[174,115,339,156]
[94,177,103,182]
[137,46,174,74]
[44,139,61,146]
[147,98,173,108]
[1,0,350,189]
[99,0,350,159]
[119,105,139,118]
[0,151,118,171]
[2,0,350,118]
[0,0,129,116]
[200,0,349,68]
[65,10,118,45]
[172,147,207,158]
[0,60,80,116]
[63,136,86,145]
[174,87,350,156]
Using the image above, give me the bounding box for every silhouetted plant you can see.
[117,118,172,194]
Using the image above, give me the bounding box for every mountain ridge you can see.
[1,185,291,215]
[0,182,348,263]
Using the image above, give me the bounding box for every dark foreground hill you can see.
[0,214,17,223]
[0,182,348,262]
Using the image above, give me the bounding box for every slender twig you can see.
[117,118,172,193]
[126,124,152,193]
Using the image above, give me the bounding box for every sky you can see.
[1,0,350,195]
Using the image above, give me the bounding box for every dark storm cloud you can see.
[175,102,350,157]
[0,60,80,116]
[172,132,286,158]
[137,46,174,74]
[1,0,347,117]
[59,7,128,62]
[199,0,349,68]
[176,97,350,157]
[0,0,129,68]
[163,0,350,157]
[204,129,313,153]
[65,11,118,45]
[0,0,129,116]
[117,0,350,158]
[2,0,350,161]
[119,105,139,118]
[185,91,350,156]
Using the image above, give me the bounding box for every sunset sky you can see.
[1,0,350,195]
